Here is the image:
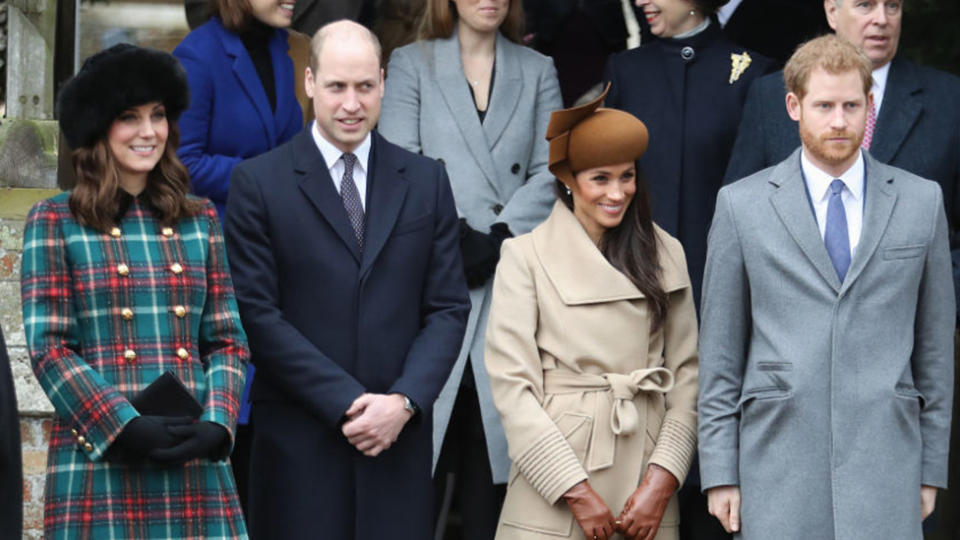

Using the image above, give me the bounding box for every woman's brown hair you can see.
[68,122,202,233]
[418,0,525,43]
[555,164,669,331]
[211,0,252,32]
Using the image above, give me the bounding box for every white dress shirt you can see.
[311,121,371,211]
[801,149,865,256]
[871,62,891,118]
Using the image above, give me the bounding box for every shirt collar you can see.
[801,148,865,203]
[872,62,891,104]
[311,121,372,173]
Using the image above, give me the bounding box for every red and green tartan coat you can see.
[21,192,249,539]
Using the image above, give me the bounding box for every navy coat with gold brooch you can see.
[603,21,775,305]
[21,192,248,539]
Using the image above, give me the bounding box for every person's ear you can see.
[786,92,802,122]
[824,0,839,31]
[305,67,316,98]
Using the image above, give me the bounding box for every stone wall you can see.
[1,186,57,540]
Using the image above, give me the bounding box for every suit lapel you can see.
[769,150,842,292]
[434,33,503,197]
[839,154,897,295]
[482,34,522,150]
[218,22,276,143]
[294,131,362,263]
[359,133,408,279]
[870,58,921,163]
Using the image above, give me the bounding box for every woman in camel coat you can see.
[485,89,699,540]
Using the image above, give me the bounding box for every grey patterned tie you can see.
[340,152,364,248]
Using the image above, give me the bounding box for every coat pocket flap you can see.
[883,245,925,260]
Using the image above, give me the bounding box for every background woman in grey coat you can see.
[379,0,561,536]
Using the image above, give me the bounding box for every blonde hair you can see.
[783,34,873,100]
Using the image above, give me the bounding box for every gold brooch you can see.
[729,51,752,84]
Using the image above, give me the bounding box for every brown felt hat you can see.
[547,84,649,187]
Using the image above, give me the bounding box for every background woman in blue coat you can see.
[173,0,304,515]
[603,1,773,539]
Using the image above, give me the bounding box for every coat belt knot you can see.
[542,367,675,472]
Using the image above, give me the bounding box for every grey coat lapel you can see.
[839,153,897,295]
[482,34,523,150]
[870,58,921,163]
[769,149,842,292]
[434,32,503,198]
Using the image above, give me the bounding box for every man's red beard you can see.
[799,121,864,169]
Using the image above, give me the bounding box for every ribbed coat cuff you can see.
[515,427,588,504]
[648,415,697,485]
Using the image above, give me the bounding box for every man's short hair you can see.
[783,34,873,100]
[309,21,383,73]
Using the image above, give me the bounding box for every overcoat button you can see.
[83,443,93,452]
[117,263,130,276]
[170,263,183,275]
[121,308,134,320]
[77,435,86,445]
[174,305,187,318]
[681,46,695,61]
[124,349,137,362]
[161,227,174,237]
[177,348,190,360]
[511,163,521,174]
[109,227,122,238]
[71,428,79,437]
[492,204,504,215]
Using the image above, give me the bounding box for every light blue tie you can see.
[824,179,850,281]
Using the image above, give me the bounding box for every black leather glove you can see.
[149,421,230,464]
[106,415,194,463]
[459,219,511,288]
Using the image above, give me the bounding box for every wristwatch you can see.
[402,395,419,416]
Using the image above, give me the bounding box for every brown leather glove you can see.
[562,480,617,540]
[617,464,679,540]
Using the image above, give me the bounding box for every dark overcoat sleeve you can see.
[387,164,471,410]
[0,326,21,538]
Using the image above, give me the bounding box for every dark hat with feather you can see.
[547,84,649,187]
[56,43,190,149]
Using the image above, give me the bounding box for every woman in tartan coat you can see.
[20,44,249,539]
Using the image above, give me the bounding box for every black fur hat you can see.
[56,43,190,149]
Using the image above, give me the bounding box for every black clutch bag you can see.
[130,371,203,418]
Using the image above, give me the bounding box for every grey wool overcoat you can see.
[698,149,955,540]
[379,29,562,483]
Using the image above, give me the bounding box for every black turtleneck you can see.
[239,20,277,112]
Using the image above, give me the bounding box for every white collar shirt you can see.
[801,149,866,256]
[311,121,371,211]
[872,62,891,118]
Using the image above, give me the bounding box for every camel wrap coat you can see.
[485,202,699,539]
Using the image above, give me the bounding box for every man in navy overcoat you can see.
[224,21,470,539]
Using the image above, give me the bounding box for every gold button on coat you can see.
[110,227,122,238]
[174,305,187,318]
[121,308,134,320]
[170,263,183,274]
[117,263,130,276]
[176,348,190,360]
[76,435,86,445]
[161,227,174,237]
[71,428,79,437]
[123,349,136,361]
[83,443,94,452]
